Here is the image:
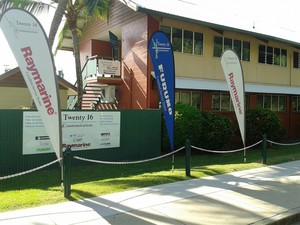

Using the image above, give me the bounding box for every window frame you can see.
[160,25,204,56]
[211,92,234,112]
[175,90,202,110]
[291,96,300,111]
[213,36,250,61]
[293,51,300,69]
[257,94,286,111]
[258,44,287,67]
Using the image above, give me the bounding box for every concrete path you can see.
[0,160,300,225]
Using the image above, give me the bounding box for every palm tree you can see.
[0,0,65,48]
[0,0,111,109]
[48,0,68,48]
[56,0,111,109]
[0,0,50,14]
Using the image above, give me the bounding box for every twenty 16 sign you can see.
[23,111,121,155]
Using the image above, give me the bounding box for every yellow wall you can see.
[0,87,70,109]
[161,18,300,87]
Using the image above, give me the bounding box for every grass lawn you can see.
[1,144,300,212]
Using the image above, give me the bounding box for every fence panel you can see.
[0,109,161,175]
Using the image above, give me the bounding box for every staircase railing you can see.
[67,95,78,110]
[67,55,118,109]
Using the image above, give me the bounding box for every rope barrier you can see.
[267,140,300,146]
[192,140,263,154]
[0,158,62,180]
[74,146,185,165]
[1,138,300,181]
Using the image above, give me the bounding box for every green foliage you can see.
[174,103,205,149]
[166,104,286,149]
[201,111,233,149]
[246,108,285,144]
[171,103,233,150]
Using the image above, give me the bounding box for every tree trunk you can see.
[48,0,68,49]
[71,29,83,109]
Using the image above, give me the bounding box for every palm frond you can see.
[55,22,71,54]
[84,0,110,20]
[0,0,50,15]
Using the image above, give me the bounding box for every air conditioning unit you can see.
[102,85,115,103]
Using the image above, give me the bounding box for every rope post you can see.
[185,139,191,177]
[63,146,72,198]
[262,134,267,164]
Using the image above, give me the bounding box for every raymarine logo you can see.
[228,72,243,114]
[21,46,55,115]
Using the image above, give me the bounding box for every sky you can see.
[0,5,76,84]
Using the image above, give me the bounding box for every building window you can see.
[112,46,119,60]
[293,52,300,68]
[211,92,234,111]
[183,30,193,54]
[175,90,201,109]
[213,36,250,61]
[242,41,250,61]
[281,49,287,66]
[194,32,203,55]
[267,46,273,64]
[274,47,281,66]
[172,28,182,52]
[213,36,223,57]
[259,45,266,64]
[258,45,287,67]
[160,26,203,55]
[224,38,232,50]
[234,40,241,58]
[292,96,300,111]
[257,94,286,111]
[160,26,171,40]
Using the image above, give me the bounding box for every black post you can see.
[63,146,72,197]
[262,134,267,164]
[185,139,191,177]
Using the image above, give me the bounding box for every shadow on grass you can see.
[67,188,97,201]
[1,147,300,194]
[64,174,192,201]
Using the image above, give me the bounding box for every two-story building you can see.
[60,0,300,140]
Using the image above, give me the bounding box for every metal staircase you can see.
[82,83,103,110]
[67,56,121,110]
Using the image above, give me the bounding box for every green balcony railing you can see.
[67,56,120,109]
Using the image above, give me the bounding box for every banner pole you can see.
[172,155,175,172]
[243,145,246,163]
[61,149,64,192]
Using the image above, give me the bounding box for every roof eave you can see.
[137,7,300,48]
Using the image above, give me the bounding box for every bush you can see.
[201,111,233,149]
[246,108,285,144]
[163,103,233,150]
[173,103,204,149]
[162,104,286,150]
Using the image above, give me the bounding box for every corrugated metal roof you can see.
[121,0,300,46]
